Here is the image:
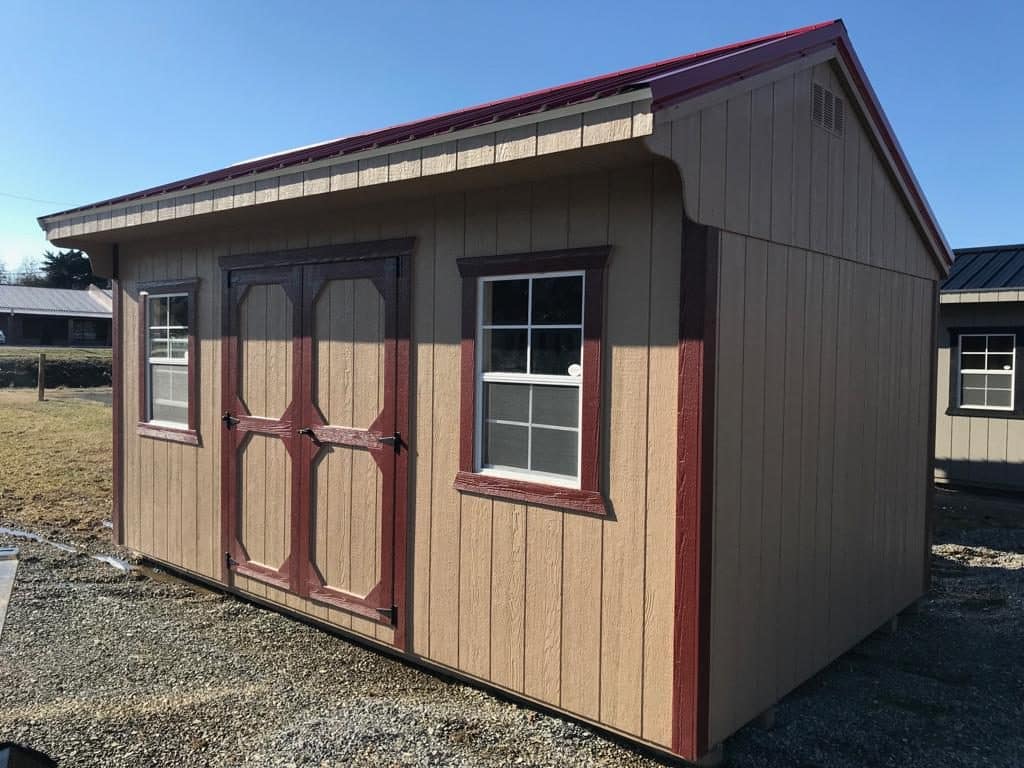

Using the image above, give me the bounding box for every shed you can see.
[37,20,949,763]
[936,244,1024,491]
[0,285,112,346]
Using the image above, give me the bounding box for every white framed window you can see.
[146,293,190,426]
[475,271,584,486]
[958,333,1015,411]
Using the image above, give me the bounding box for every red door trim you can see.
[297,257,399,625]
[672,219,718,759]
[220,265,304,591]
[110,245,125,546]
[219,241,414,650]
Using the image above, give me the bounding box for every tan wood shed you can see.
[38,20,951,763]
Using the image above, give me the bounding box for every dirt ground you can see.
[0,390,1021,766]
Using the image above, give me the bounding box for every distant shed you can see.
[0,284,112,346]
[936,244,1024,491]
[36,20,949,763]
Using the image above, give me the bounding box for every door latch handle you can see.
[222,412,239,427]
[378,432,402,452]
[297,427,316,438]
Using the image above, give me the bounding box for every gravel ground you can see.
[0,488,1021,767]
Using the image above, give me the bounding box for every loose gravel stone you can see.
[0,487,1021,766]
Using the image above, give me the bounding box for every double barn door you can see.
[220,254,404,625]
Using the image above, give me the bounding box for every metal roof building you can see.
[937,245,1024,491]
[0,285,112,318]
[0,285,112,346]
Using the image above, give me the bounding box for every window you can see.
[958,333,1015,410]
[138,280,199,444]
[455,247,608,516]
[479,273,583,483]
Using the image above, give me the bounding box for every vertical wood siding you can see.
[935,303,1024,490]
[662,60,941,283]
[117,160,681,750]
[647,54,943,749]
[707,235,934,745]
[650,56,941,747]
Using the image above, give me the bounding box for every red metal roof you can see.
[43,19,951,267]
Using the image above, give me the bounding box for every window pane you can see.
[168,327,189,360]
[961,373,987,389]
[531,426,578,477]
[987,373,1013,390]
[532,276,583,325]
[148,329,169,359]
[960,353,985,370]
[151,364,188,424]
[482,329,527,372]
[960,336,985,352]
[148,296,168,327]
[987,354,1014,371]
[484,383,529,423]
[531,385,579,428]
[484,422,528,469]
[960,388,986,406]
[988,389,1013,408]
[483,279,528,325]
[168,296,189,327]
[530,328,582,375]
[989,335,1014,353]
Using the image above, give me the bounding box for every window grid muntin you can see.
[146,292,190,426]
[476,270,585,486]
[958,333,1015,411]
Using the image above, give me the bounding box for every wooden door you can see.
[221,266,303,591]
[222,255,404,627]
[299,258,399,622]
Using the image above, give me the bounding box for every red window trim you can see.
[137,278,200,446]
[454,245,609,517]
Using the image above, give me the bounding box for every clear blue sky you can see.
[1,0,1021,269]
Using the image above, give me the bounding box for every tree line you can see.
[0,250,109,289]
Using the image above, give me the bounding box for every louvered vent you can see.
[812,82,844,136]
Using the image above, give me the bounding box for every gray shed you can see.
[936,244,1024,490]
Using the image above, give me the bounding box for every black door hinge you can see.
[224,551,237,569]
[378,432,402,453]
[376,605,397,623]
[222,412,239,428]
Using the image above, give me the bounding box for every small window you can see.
[455,247,608,516]
[478,273,584,484]
[958,333,1015,411]
[138,280,199,444]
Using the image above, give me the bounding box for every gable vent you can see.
[812,82,844,136]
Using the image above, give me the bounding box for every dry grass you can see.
[0,388,111,539]
[0,345,112,361]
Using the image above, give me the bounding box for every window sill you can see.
[945,407,1024,420]
[137,422,201,445]
[454,470,608,517]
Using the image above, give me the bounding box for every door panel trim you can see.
[299,257,397,620]
[219,238,415,271]
[219,242,413,651]
[221,265,304,593]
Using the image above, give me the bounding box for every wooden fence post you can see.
[37,353,45,401]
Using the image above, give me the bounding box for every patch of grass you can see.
[0,389,111,538]
[0,346,111,361]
